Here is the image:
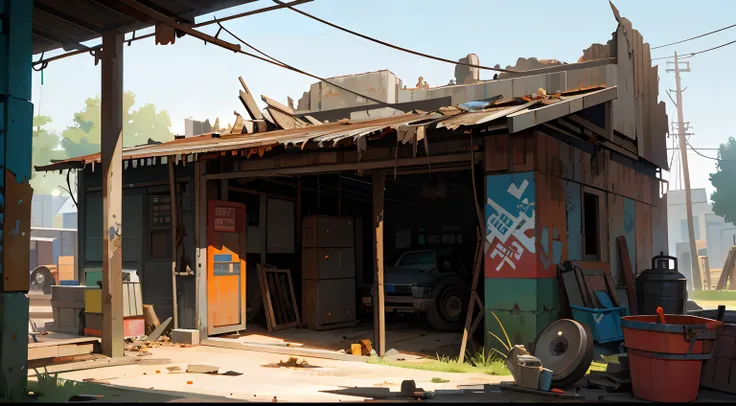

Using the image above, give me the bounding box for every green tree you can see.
[31,115,68,195]
[709,137,736,223]
[61,91,174,157]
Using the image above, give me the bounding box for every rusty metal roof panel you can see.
[35,86,618,172]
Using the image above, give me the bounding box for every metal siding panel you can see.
[7,0,33,100]
[0,292,29,400]
[484,172,537,278]
[652,193,668,256]
[85,193,103,263]
[565,180,583,261]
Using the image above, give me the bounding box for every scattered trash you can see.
[221,370,243,376]
[431,378,449,384]
[350,343,362,356]
[147,317,172,342]
[358,339,373,356]
[155,370,161,374]
[186,381,193,385]
[384,348,400,357]
[263,357,321,370]
[186,364,219,374]
[166,366,182,372]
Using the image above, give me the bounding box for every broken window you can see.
[583,192,601,261]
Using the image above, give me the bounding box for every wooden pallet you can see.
[28,337,100,361]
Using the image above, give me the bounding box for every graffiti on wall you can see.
[485,173,537,278]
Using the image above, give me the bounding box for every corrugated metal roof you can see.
[36,86,616,172]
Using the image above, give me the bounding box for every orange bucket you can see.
[621,315,723,402]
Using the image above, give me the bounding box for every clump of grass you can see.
[431,377,449,383]
[487,311,512,360]
[369,348,511,376]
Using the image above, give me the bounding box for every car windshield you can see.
[396,251,434,270]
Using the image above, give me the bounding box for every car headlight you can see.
[411,286,430,298]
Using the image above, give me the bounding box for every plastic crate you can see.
[570,305,627,344]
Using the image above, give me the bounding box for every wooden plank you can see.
[28,337,100,349]
[100,31,124,358]
[231,115,245,134]
[238,77,264,120]
[262,95,295,116]
[617,236,638,314]
[304,115,323,126]
[459,230,483,363]
[28,343,95,361]
[168,157,179,330]
[201,339,369,362]
[34,357,171,375]
[608,193,625,283]
[373,172,386,357]
[484,134,509,173]
[266,107,308,130]
[257,265,276,332]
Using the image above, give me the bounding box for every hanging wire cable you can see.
[686,139,733,161]
[653,38,736,60]
[271,0,517,74]
[215,23,395,107]
[652,23,736,50]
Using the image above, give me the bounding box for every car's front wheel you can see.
[426,278,469,331]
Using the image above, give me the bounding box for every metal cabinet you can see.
[301,215,358,330]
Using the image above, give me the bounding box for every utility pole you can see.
[667,52,702,290]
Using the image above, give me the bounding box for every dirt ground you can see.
[49,344,510,402]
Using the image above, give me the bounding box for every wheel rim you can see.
[440,292,463,321]
[534,319,589,381]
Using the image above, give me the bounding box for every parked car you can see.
[362,248,471,331]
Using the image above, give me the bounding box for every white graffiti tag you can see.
[485,178,536,272]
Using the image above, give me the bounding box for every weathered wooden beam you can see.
[100,31,124,358]
[168,157,179,329]
[372,172,386,357]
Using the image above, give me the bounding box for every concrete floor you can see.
[52,345,510,402]
[235,319,468,359]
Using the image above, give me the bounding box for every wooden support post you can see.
[372,172,386,357]
[196,164,208,338]
[168,157,179,329]
[100,31,124,358]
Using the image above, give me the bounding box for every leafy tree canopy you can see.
[709,137,736,223]
[61,91,174,157]
[31,115,68,195]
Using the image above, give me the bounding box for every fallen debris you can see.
[166,366,182,372]
[186,365,219,374]
[147,317,172,342]
[263,357,321,369]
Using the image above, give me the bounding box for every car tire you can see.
[425,278,470,332]
[30,266,55,295]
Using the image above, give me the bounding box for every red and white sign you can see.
[213,206,236,232]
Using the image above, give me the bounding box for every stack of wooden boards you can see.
[716,246,736,291]
[207,77,325,137]
[84,281,144,338]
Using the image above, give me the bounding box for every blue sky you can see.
[31,0,736,199]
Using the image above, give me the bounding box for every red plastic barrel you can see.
[621,315,722,403]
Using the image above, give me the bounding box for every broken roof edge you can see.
[34,86,618,174]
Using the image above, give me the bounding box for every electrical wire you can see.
[685,139,733,162]
[216,23,394,107]
[31,0,310,68]
[271,0,517,74]
[652,23,736,50]
[652,38,736,60]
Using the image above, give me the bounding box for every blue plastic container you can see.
[60,280,79,286]
[538,368,553,391]
[570,305,628,343]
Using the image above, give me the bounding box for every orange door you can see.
[207,200,247,335]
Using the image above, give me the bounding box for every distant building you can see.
[32,194,74,228]
[666,188,736,285]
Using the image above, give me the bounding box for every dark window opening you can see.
[583,192,600,260]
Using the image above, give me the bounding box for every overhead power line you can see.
[653,38,736,61]
[215,23,394,107]
[31,0,314,68]
[685,139,733,161]
[652,22,736,50]
[271,0,517,74]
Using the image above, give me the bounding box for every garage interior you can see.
[216,161,486,357]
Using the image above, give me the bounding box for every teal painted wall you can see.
[484,278,559,349]
[1,0,34,400]
[623,197,636,272]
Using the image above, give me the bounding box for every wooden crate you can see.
[701,324,736,394]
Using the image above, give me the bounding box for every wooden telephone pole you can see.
[667,52,702,290]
